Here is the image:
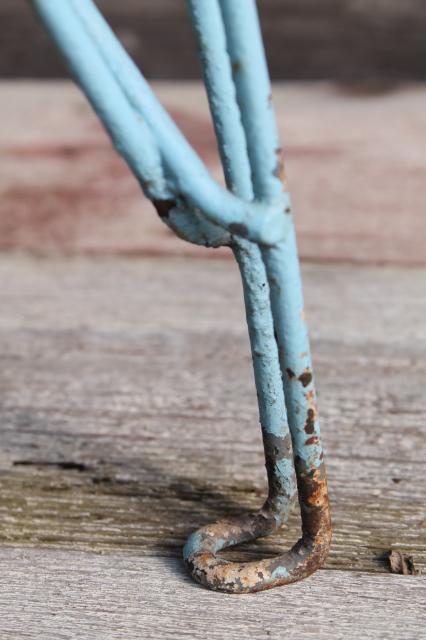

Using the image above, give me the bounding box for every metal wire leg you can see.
[31,0,332,594]
[183,240,331,594]
[182,0,331,593]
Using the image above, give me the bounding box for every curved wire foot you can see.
[184,470,331,594]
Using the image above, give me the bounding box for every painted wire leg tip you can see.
[183,495,332,594]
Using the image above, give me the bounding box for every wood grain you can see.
[2,81,426,265]
[1,549,425,640]
[1,256,425,578]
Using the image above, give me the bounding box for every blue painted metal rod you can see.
[30,0,332,593]
[220,0,328,488]
[183,0,298,590]
[29,0,221,247]
[180,0,331,593]
[29,0,227,249]
[218,0,285,204]
[184,0,253,199]
[220,0,332,587]
[32,0,170,202]
[31,0,291,246]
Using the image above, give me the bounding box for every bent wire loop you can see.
[31,0,332,593]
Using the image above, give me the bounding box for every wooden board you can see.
[1,550,425,640]
[1,255,425,572]
[1,81,426,265]
[1,255,425,636]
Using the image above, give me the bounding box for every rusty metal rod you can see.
[183,0,331,593]
[30,0,332,594]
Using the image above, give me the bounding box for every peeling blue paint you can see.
[31,0,332,594]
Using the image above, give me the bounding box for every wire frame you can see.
[30,0,332,593]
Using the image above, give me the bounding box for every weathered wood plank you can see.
[1,549,425,640]
[1,81,426,265]
[1,256,425,575]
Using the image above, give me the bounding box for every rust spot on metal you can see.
[273,146,288,189]
[140,179,153,193]
[153,198,176,219]
[298,369,313,387]
[286,368,296,379]
[232,60,242,74]
[305,390,318,422]
[304,408,316,434]
[298,467,331,541]
[262,430,295,518]
[305,436,319,446]
[307,479,327,509]
[263,432,292,462]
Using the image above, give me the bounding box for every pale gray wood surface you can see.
[0,255,425,637]
[1,549,425,640]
